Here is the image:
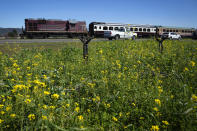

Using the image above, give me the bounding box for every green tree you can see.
[7,29,18,37]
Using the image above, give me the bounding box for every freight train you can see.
[20,18,196,39]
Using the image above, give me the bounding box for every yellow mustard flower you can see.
[153,107,159,112]
[119,112,122,117]
[75,107,80,112]
[96,96,100,101]
[0,104,4,109]
[25,99,31,104]
[99,49,103,54]
[49,106,55,109]
[112,116,118,122]
[66,104,70,107]
[43,75,47,80]
[0,119,4,124]
[190,61,195,67]
[137,60,141,64]
[131,103,136,107]
[192,94,197,102]
[106,104,111,108]
[184,67,189,72]
[162,120,169,125]
[44,91,50,95]
[1,111,5,115]
[51,94,59,100]
[155,99,161,106]
[43,105,48,109]
[42,115,47,120]
[10,114,16,118]
[78,115,83,121]
[151,125,159,131]
[28,114,35,121]
[140,117,144,120]
[13,63,18,67]
[92,98,96,102]
[75,102,79,106]
[6,106,12,112]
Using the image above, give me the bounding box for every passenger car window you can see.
[143,28,146,32]
[103,26,108,30]
[139,28,142,31]
[109,27,113,30]
[119,28,125,32]
[114,27,119,30]
[147,29,150,32]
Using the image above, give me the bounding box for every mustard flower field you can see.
[0,40,196,130]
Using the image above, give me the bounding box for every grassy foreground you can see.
[0,40,196,130]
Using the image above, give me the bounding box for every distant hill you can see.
[0,28,22,37]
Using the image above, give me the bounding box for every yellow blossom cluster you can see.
[155,99,161,106]
[51,94,59,100]
[28,114,35,121]
[151,125,159,131]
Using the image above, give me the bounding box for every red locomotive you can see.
[21,18,87,38]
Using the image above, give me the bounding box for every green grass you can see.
[0,39,196,130]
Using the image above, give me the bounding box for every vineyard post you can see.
[155,27,166,53]
[79,36,93,62]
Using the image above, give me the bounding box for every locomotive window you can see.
[135,28,138,31]
[109,27,113,30]
[167,30,169,32]
[143,28,146,32]
[115,27,119,30]
[182,30,185,32]
[103,26,108,30]
[130,28,133,31]
[173,30,175,32]
[29,23,32,26]
[94,26,97,29]
[147,29,150,32]
[163,29,166,32]
[176,30,178,32]
[139,28,142,31]
[170,30,172,32]
[154,29,156,31]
